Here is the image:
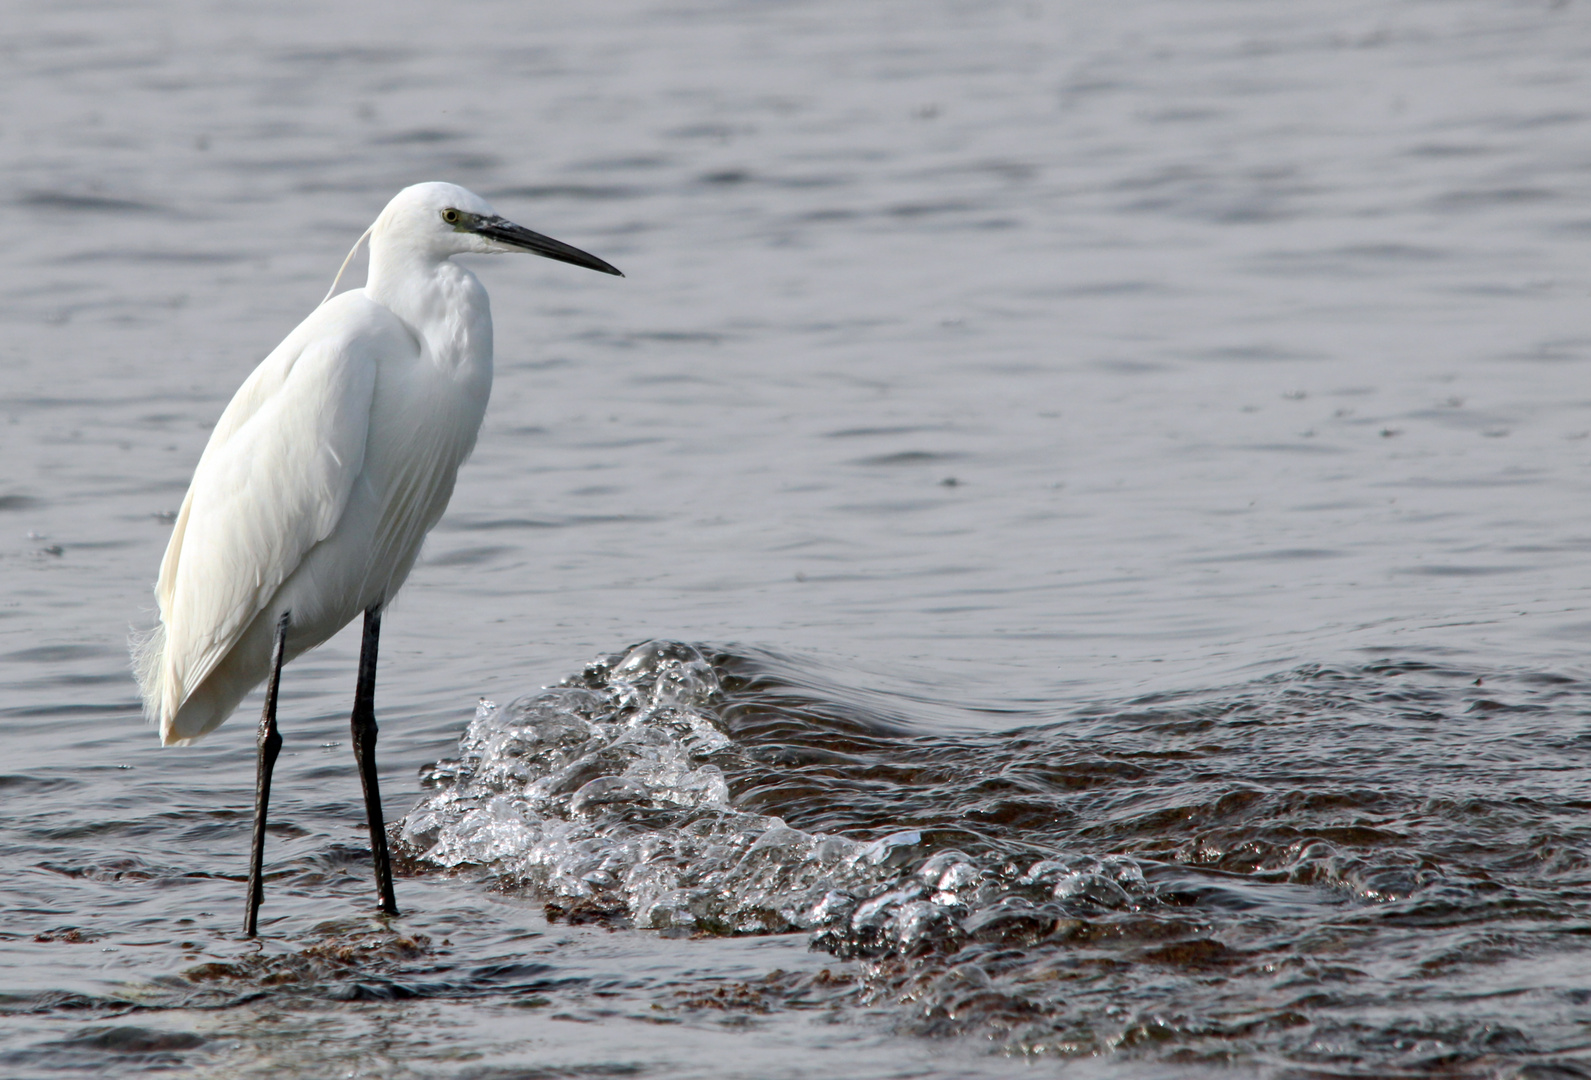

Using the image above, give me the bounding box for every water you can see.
[3,0,1591,1074]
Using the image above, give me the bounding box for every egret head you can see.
[372,181,622,275]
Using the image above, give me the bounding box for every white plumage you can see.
[135,181,620,745]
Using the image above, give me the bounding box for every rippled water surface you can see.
[5,1,1591,1076]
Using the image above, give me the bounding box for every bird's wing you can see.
[155,297,394,711]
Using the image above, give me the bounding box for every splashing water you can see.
[400,641,1151,952]
[395,642,1591,1066]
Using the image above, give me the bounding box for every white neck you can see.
[365,240,494,377]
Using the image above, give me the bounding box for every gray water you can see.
[4,0,1591,1075]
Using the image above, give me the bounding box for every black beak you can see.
[471,216,623,276]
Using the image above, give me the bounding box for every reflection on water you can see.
[5,0,1591,1075]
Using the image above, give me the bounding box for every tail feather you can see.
[132,611,271,746]
[130,619,167,731]
[131,620,212,746]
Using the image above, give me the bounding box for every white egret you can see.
[133,182,621,934]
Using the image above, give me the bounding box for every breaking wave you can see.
[396,641,1591,1066]
[398,641,1151,957]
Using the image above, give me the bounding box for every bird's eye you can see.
[441,208,461,225]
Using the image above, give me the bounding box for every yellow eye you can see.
[441,208,461,225]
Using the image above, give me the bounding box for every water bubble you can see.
[398,642,1145,958]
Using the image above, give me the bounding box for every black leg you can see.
[351,605,399,916]
[245,611,290,937]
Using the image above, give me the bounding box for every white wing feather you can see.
[154,299,382,720]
